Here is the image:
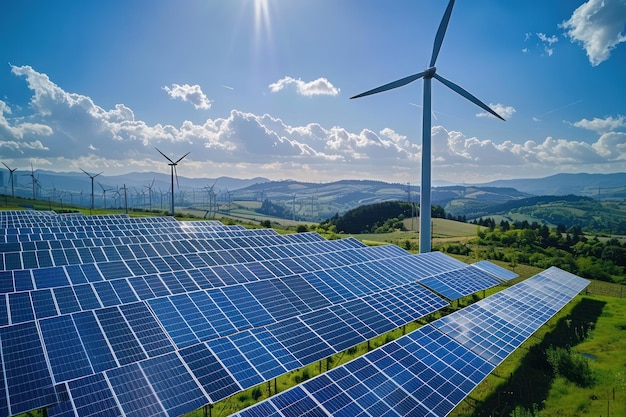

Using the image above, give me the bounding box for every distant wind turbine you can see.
[351,0,504,253]
[143,179,155,211]
[2,162,17,197]
[98,182,113,209]
[155,148,189,216]
[80,168,103,214]
[27,163,42,200]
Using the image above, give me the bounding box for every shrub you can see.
[546,346,595,387]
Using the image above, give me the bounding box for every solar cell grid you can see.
[31,289,58,319]
[208,338,264,389]
[139,352,209,417]
[179,343,240,403]
[118,302,174,357]
[64,373,123,417]
[106,363,167,417]
[40,315,93,382]
[0,321,57,415]
[148,297,198,348]
[229,332,287,381]
[267,317,335,365]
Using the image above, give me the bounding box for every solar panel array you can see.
[0,211,515,417]
[235,267,589,417]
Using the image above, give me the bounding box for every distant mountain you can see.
[479,173,626,199]
[4,170,624,228]
[6,169,268,197]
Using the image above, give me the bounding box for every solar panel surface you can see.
[0,211,518,417]
[235,268,588,417]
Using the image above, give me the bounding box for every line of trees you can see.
[322,201,449,234]
[454,217,626,284]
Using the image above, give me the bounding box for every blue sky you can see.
[1,0,625,185]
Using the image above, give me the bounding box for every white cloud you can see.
[560,0,626,66]
[537,33,558,45]
[522,32,559,56]
[573,115,626,133]
[4,65,626,183]
[476,103,516,120]
[268,76,340,96]
[163,83,212,110]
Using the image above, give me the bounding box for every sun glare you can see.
[253,0,272,44]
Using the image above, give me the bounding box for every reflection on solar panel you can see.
[235,268,588,417]
[472,260,519,281]
[0,211,518,417]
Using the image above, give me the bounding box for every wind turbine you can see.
[155,148,189,216]
[80,168,103,214]
[203,179,218,218]
[351,0,504,253]
[98,182,113,209]
[26,163,42,200]
[143,179,155,211]
[2,162,17,197]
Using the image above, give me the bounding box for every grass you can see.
[448,295,626,417]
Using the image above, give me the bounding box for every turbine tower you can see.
[80,168,103,214]
[155,148,189,216]
[2,162,17,197]
[351,0,504,253]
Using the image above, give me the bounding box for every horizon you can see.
[1,1,625,184]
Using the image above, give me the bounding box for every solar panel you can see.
[472,260,519,281]
[0,211,522,417]
[235,268,589,417]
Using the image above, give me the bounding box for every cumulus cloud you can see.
[3,65,626,183]
[163,83,212,110]
[573,115,626,133]
[268,76,340,96]
[560,0,626,66]
[476,103,516,120]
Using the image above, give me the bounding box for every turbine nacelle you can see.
[424,67,436,79]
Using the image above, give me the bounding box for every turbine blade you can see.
[174,166,180,189]
[175,152,190,164]
[350,71,429,99]
[433,73,505,121]
[155,147,175,164]
[430,0,456,67]
[80,168,90,176]
[2,162,9,170]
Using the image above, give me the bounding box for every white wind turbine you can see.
[80,168,103,214]
[155,148,189,216]
[351,0,504,253]
[2,162,17,198]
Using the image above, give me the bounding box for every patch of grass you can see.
[449,295,626,417]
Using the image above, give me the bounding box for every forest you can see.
[320,201,626,284]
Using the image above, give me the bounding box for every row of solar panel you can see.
[0,232,339,272]
[233,267,589,417]
[0,237,375,295]
[0,215,180,231]
[0,221,270,243]
[0,247,463,328]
